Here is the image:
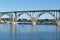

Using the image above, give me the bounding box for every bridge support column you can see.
[56,12,60,32]
[32,20,36,32]
[14,12,18,23]
[57,20,60,32]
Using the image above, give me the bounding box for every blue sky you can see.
[0,0,60,19]
[0,0,60,11]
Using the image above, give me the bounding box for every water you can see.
[0,24,60,40]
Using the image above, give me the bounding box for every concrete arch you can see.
[37,12,56,19]
[36,12,45,20]
[48,12,56,18]
[0,13,12,18]
[18,12,32,20]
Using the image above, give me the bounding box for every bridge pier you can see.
[32,20,36,32]
[57,20,60,32]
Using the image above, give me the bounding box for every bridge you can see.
[0,10,60,30]
[0,10,60,40]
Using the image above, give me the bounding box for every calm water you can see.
[0,24,60,40]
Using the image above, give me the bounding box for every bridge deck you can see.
[0,10,60,13]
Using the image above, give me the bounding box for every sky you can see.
[0,0,60,19]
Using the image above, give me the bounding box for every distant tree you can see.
[45,19,49,21]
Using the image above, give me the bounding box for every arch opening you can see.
[38,12,55,20]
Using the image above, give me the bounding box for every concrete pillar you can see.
[56,12,60,32]
[32,17,37,32]
[32,20,36,32]
[56,12,58,20]
[10,13,15,24]
[14,12,18,22]
[59,12,60,17]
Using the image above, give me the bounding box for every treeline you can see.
[0,18,55,22]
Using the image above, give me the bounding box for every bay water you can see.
[0,24,60,40]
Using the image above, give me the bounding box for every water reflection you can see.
[0,24,60,40]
